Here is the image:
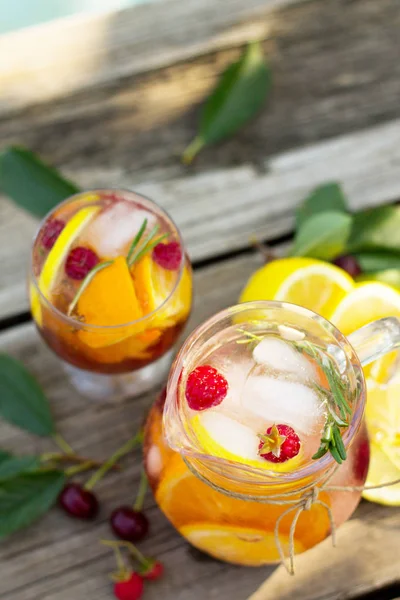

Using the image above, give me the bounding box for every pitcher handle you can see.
[347,317,400,367]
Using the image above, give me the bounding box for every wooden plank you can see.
[2,117,400,320]
[0,0,302,114]
[1,0,400,175]
[1,252,400,600]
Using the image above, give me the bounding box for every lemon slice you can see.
[180,523,305,565]
[329,281,400,335]
[191,412,302,473]
[30,205,101,326]
[361,375,400,505]
[133,255,191,327]
[239,257,353,318]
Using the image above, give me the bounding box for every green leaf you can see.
[0,450,11,462]
[182,42,272,163]
[0,456,41,482]
[0,354,55,436]
[0,471,65,539]
[0,146,79,218]
[296,183,348,228]
[348,205,400,253]
[291,211,352,260]
[354,251,400,272]
[356,269,400,289]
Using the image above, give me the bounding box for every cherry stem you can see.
[85,431,143,491]
[101,540,150,568]
[52,433,74,455]
[65,461,95,477]
[250,237,275,263]
[41,453,121,471]
[133,470,148,511]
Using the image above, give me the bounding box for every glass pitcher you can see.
[144,301,400,568]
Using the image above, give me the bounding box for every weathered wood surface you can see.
[2,0,400,598]
[0,253,399,600]
[3,116,400,321]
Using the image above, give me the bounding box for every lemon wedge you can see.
[239,257,353,318]
[31,205,101,325]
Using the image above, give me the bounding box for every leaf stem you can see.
[85,430,143,491]
[65,461,95,477]
[133,470,148,511]
[52,433,74,455]
[101,540,149,567]
[182,137,204,165]
[41,452,121,471]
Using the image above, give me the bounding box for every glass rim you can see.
[165,299,366,484]
[29,188,187,330]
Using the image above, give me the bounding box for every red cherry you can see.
[41,218,65,249]
[65,246,99,280]
[59,483,99,519]
[152,241,182,270]
[258,424,301,463]
[140,560,164,581]
[333,255,362,278]
[110,507,149,542]
[185,365,228,411]
[114,572,144,600]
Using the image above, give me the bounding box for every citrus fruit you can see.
[328,281,400,335]
[180,523,305,566]
[362,376,400,505]
[77,256,143,348]
[31,205,101,325]
[133,255,191,327]
[239,258,353,318]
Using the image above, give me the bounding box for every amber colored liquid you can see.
[144,391,370,566]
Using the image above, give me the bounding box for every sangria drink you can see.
[144,302,371,566]
[29,190,192,399]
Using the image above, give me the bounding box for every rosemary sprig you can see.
[126,218,148,264]
[67,260,113,316]
[133,232,169,264]
[292,340,351,464]
[236,328,264,345]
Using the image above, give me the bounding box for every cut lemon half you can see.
[239,257,353,318]
[362,376,400,505]
[329,281,400,335]
[31,205,101,326]
[133,255,191,327]
[180,523,305,566]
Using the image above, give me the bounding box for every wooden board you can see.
[1,252,399,600]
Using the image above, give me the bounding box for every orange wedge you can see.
[133,256,191,327]
[77,256,143,348]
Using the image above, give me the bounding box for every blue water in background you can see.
[0,0,153,34]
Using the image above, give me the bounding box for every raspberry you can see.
[140,560,164,581]
[114,572,143,600]
[333,255,362,278]
[65,246,99,280]
[41,218,65,249]
[152,241,182,270]
[185,365,228,411]
[258,424,300,463]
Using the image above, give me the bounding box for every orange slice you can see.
[83,328,161,364]
[77,256,143,348]
[180,523,305,566]
[133,256,191,327]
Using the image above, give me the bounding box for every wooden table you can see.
[1,1,400,598]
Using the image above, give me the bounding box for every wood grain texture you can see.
[3,116,400,320]
[1,252,399,600]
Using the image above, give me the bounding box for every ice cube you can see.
[198,411,261,462]
[252,337,315,381]
[81,202,158,258]
[243,375,324,434]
